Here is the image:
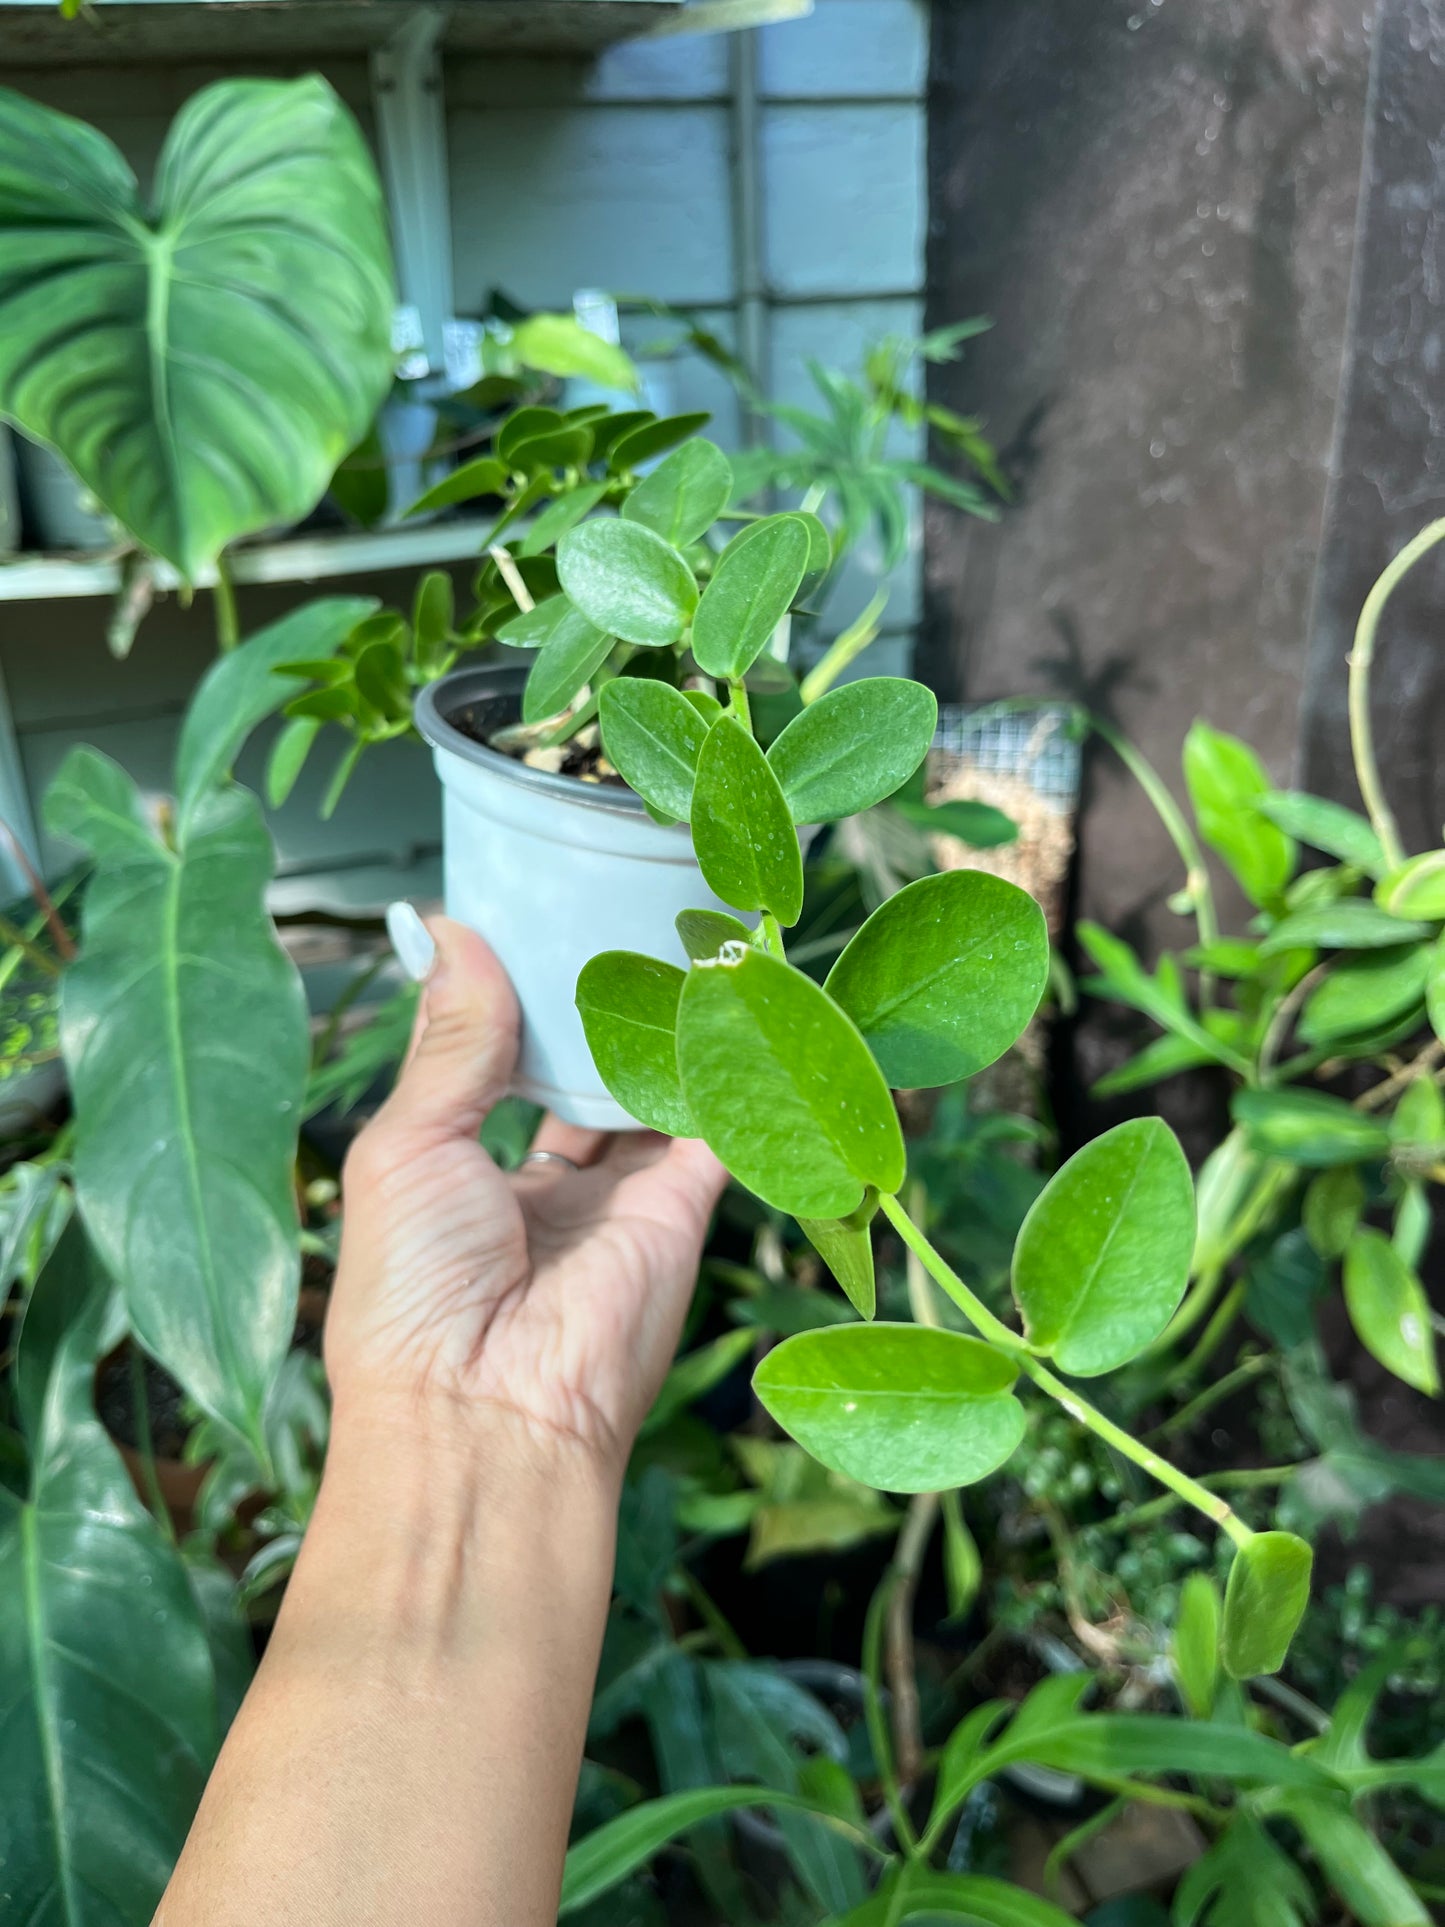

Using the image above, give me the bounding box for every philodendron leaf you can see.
[576,951,693,1136]
[557,518,698,646]
[521,605,614,724]
[1342,1227,1439,1396]
[621,437,733,547]
[676,907,754,960]
[691,513,811,679]
[753,1324,1025,1492]
[1183,722,1294,907]
[1172,1573,1222,1719]
[1221,1531,1313,1678]
[46,748,309,1450]
[827,871,1049,1089]
[676,947,904,1218]
[799,1190,878,1319]
[1375,849,1445,921]
[0,1221,219,1925]
[766,678,938,824]
[1233,1088,1391,1168]
[1011,1118,1195,1375]
[599,680,710,820]
[691,716,804,925]
[0,77,394,582]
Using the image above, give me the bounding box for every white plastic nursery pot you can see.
[416,664,742,1131]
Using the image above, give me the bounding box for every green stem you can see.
[728,677,752,734]
[759,910,786,960]
[212,553,240,654]
[1165,1281,1246,1394]
[798,590,888,706]
[1146,1353,1269,1445]
[1098,1465,1298,1538]
[862,1570,918,1853]
[876,1194,1254,1549]
[1348,516,1445,873]
[128,1345,175,1543]
[0,915,61,977]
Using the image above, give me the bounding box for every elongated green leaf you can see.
[402,455,508,519]
[1256,789,1387,874]
[1259,899,1433,954]
[1431,932,1445,1043]
[622,438,732,547]
[1173,1573,1222,1719]
[46,748,308,1449]
[175,597,376,823]
[576,951,692,1136]
[1298,944,1431,1046]
[691,716,804,924]
[1282,1795,1430,1927]
[834,1867,1078,1927]
[1221,1531,1313,1678]
[898,795,1018,848]
[1184,723,1294,906]
[825,871,1048,1089]
[676,907,753,960]
[766,678,937,824]
[0,77,394,581]
[522,606,613,724]
[516,480,610,558]
[677,948,904,1217]
[1233,1088,1390,1168]
[1175,1815,1317,1927]
[691,514,811,679]
[608,410,712,474]
[799,1193,877,1319]
[1302,1165,1365,1259]
[510,313,638,392]
[557,518,698,646]
[599,680,709,820]
[1375,848,1445,920]
[1011,1118,1194,1375]
[753,1324,1024,1493]
[1,1221,219,1926]
[1342,1227,1439,1395]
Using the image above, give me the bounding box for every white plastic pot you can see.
[416,664,741,1130]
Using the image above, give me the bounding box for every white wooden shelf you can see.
[0,519,488,602]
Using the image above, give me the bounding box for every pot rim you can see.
[415,663,654,821]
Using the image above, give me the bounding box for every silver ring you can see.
[519,1149,581,1172]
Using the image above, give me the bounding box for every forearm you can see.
[158,1397,620,1927]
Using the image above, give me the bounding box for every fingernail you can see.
[386,901,437,983]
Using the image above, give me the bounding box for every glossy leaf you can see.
[676,947,904,1218]
[509,312,637,392]
[1256,790,1387,874]
[1233,1088,1390,1168]
[1172,1573,1222,1719]
[266,715,322,809]
[402,454,509,519]
[1297,944,1430,1046]
[799,1192,878,1319]
[0,1221,219,1926]
[1259,899,1432,954]
[0,77,393,581]
[1183,723,1294,906]
[753,1324,1024,1493]
[900,795,1018,848]
[1342,1227,1439,1396]
[766,678,937,824]
[1011,1119,1195,1375]
[557,519,697,646]
[690,717,804,925]
[1301,1165,1365,1259]
[1221,1531,1314,1678]
[676,907,753,961]
[826,871,1049,1089]
[1375,848,1445,920]
[599,680,709,820]
[516,480,610,558]
[522,605,614,724]
[608,410,712,473]
[46,748,308,1449]
[691,514,811,679]
[621,438,733,547]
[576,952,692,1136]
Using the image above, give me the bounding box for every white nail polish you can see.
[386,900,436,983]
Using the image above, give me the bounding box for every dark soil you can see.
[450,690,625,787]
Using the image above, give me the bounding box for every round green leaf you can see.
[765,678,937,825]
[1011,1118,1195,1376]
[598,680,709,820]
[576,952,692,1136]
[676,947,904,1218]
[621,438,733,548]
[522,606,615,724]
[752,1324,1024,1493]
[1221,1532,1313,1679]
[1342,1227,1439,1396]
[691,716,805,925]
[1232,1088,1391,1167]
[691,514,811,680]
[676,907,754,961]
[1297,945,1431,1046]
[0,76,395,582]
[1375,849,1445,921]
[557,519,698,646]
[825,871,1048,1089]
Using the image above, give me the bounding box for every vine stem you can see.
[876,1193,1254,1550]
[728,677,752,732]
[1087,710,1219,961]
[1348,515,1445,873]
[212,553,240,653]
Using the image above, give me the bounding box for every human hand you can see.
[325,916,728,1479]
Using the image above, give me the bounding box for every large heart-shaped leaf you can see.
[677,947,904,1218]
[0,1220,220,1927]
[0,77,394,581]
[576,951,693,1136]
[46,748,309,1452]
[1011,1118,1195,1375]
[825,871,1049,1088]
[766,678,938,825]
[753,1324,1025,1492]
[691,716,804,925]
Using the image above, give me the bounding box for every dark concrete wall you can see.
[922,0,1371,966]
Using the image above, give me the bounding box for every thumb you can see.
[377,917,520,1145]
